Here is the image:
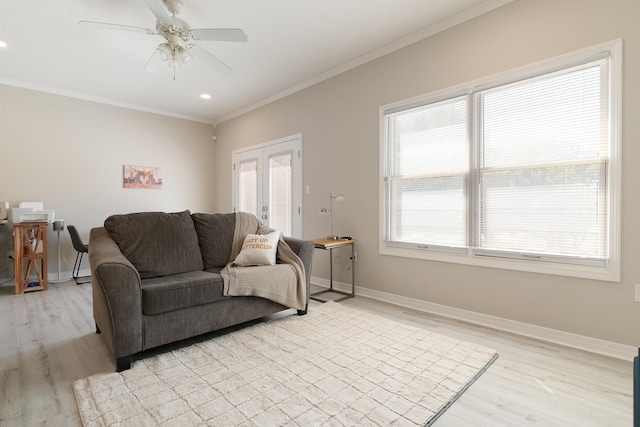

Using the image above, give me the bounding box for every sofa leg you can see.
[297,304,308,316]
[116,355,131,372]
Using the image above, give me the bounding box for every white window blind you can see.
[474,60,609,263]
[384,95,468,249]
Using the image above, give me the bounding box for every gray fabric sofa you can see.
[88,210,314,372]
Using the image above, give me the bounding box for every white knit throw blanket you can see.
[221,212,307,310]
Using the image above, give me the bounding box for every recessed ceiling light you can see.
[200,93,211,100]
[0,41,7,48]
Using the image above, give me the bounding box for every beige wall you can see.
[0,84,216,280]
[215,0,640,346]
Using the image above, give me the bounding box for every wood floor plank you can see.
[0,368,21,425]
[0,281,632,426]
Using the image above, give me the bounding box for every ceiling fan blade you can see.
[78,20,156,34]
[191,28,247,42]
[144,49,164,72]
[143,0,174,27]
[189,44,232,75]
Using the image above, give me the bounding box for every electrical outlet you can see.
[635,284,640,302]
[6,250,13,260]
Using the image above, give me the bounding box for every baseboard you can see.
[0,267,91,284]
[311,276,636,361]
[48,269,91,283]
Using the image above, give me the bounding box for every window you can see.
[380,40,621,281]
[384,95,469,253]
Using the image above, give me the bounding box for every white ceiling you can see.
[0,0,510,125]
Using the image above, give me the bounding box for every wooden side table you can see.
[14,222,48,294]
[310,237,356,302]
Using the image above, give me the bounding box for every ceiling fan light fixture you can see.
[176,45,193,65]
[181,52,193,65]
[156,42,172,61]
[167,56,181,68]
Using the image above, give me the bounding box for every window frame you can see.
[379,39,622,282]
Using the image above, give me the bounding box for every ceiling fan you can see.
[79,0,247,77]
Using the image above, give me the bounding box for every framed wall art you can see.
[123,165,162,190]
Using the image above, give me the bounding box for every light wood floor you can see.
[0,280,632,426]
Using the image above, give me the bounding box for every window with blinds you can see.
[473,60,609,265]
[381,40,620,280]
[384,95,468,252]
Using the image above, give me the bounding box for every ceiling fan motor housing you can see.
[163,0,183,16]
[156,17,191,41]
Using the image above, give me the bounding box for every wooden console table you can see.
[14,222,48,294]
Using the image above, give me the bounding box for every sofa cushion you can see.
[191,212,236,269]
[104,210,203,279]
[140,271,226,315]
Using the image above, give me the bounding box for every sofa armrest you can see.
[89,227,143,363]
[283,236,314,300]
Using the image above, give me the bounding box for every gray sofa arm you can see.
[89,227,143,370]
[283,236,314,303]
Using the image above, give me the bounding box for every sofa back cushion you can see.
[104,210,203,279]
[191,212,236,269]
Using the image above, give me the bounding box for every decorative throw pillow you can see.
[234,230,280,266]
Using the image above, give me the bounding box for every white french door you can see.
[232,135,302,238]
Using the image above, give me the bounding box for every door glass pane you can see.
[239,159,258,216]
[269,152,292,235]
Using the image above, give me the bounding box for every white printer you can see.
[9,202,55,223]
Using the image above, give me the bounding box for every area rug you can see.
[74,302,498,426]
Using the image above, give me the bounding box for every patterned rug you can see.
[74,302,497,426]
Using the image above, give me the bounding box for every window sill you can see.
[379,243,620,282]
